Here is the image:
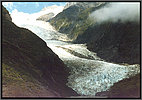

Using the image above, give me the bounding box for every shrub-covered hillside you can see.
[50,2,140,65]
[2,6,78,97]
[50,2,106,40]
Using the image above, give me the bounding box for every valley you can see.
[2,2,140,98]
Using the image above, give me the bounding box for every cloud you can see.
[10,5,64,26]
[89,2,140,23]
[2,2,14,10]
[10,9,32,25]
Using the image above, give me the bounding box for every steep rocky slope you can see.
[77,21,140,64]
[36,12,54,22]
[2,6,78,97]
[96,73,140,98]
[108,73,140,98]
[49,2,140,98]
[50,2,140,65]
[50,2,106,39]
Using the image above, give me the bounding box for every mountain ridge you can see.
[48,2,140,98]
[2,6,78,97]
[50,2,140,65]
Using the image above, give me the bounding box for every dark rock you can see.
[74,21,140,65]
[95,74,140,98]
[50,3,140,65]
[2,6,78,97]
[108,74,140,98]
[49,3,140,98]
[50,2,106,37]
[2,6,12,21]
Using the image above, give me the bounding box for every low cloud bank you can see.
[89,2,140,23]
[10,5,64,26]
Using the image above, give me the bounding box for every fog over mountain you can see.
[90,2,140,23]
[2,2,140,98]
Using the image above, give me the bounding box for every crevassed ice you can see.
[21,21,71,41]
[19,21,140,96]
[66,59,140,95]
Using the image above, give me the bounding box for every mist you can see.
[89,2,140,23]
[10,5,64,26]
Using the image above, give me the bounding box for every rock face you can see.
[36,12,54,22]
[2,7,12,21]
[49,2,140,97]
[50,2,106,39]
[77,21,140,65]
[50,2,140,65]
[108,73,140,98]
[2,6,78,97]
[96,73,140,98]
[63,2,105,10]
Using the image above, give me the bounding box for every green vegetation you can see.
[50,4,140,97]
[50,3,107,40]
[78,7,94,20]
[70,18,93,39]
[2,6,78,97]
[2,63,24,85]
[50,6,95,40]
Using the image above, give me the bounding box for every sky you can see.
[3,2,140,26]
[2,2,66,26]
[2,2,66,14]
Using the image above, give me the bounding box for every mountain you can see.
[2,6,78,97]
[36,12,54,21]
[50,2,106,39]
[96,73,140,98]
[50,2,140,65]
[63,2,105,10]
[36,5,64,22]
[81,21,140,65]
[49,2,140,98]
[108,73,140,98]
